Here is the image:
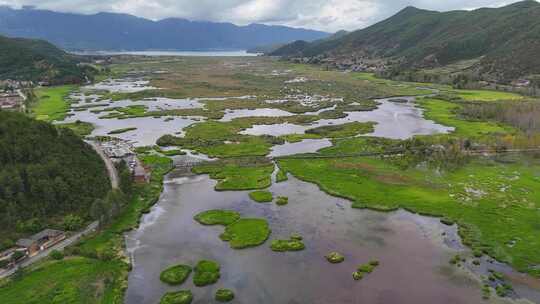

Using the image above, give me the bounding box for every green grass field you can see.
[418,98,513,137]
[32,85,76,122]
[450,89,523,102]
[0,257,127,304]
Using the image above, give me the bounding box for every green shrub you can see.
[194,210,241,226]
[249,190,273,203]
[160,264,192,285]
[219,218,271,249]
[193,260,220,287]
[270,235,305,252]
[357,263,376,274]
[352,271,364,281]
[50,250,64,260]
[276,196,288,206]
[215,289,235,302]
[160,290,193,304]
[63,214,84,231]
[325,252,345,264]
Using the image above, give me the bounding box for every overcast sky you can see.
[0,0,532,32]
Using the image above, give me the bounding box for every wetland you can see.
[5,55,540,304]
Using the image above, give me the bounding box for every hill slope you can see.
[0,111,110,246]
[0,7,329,51]
[272,0,540,81]
[0,35,91,84]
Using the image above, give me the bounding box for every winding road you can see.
[87,140,119,189]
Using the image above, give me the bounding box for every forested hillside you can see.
[272,0,540,82]
[0,35,93,84]
[0,112,110,248]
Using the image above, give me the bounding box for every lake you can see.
[71,50,259,57]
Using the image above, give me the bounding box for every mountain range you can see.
[0,6,329,51]
[271,0,540,82]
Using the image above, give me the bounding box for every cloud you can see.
[0,0,533,32]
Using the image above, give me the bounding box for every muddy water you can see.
[125,173,499,304]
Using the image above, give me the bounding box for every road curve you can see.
[86,140,119,189]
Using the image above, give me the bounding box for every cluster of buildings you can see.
[0,92,25,112]
[288,54,388,73]
[100,139,151,183]
[0,229,66,270]
[0,80,30,112]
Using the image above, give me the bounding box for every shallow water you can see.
[220,108,296,122]
[125,173,503,304]
[242,97,454,140]
[85,78,156,93]
[74,50,259,57]
[269,139,333,157]
[63,81,210,146]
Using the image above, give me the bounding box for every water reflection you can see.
[125,174,503,304]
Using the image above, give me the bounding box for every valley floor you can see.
[1,55,539,304]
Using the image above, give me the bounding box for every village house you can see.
[0,93,24,112]
[133,162,151,184]
[16,229,66,257]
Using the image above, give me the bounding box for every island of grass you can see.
[215,289,235,302]
[276,169,288,182]
[194,210,271,249]
[194,210,241,226]
[249,190,273,203]
[108,127,138,135]
[192,158,274,191]
[325,252,345,264]
[271,234,305,252]
[160,264,192,285]
[305,122,377,138]
[220,218,271,249]
[57,120,95,137]
[276,196,288,206]
[353,260,380,281]
[193,260,220,287]
[160,290,193,304]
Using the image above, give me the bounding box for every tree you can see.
[62,214,84,231]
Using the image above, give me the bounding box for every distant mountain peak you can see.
[0,8,329,51]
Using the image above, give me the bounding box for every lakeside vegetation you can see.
[278,155,540,276]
